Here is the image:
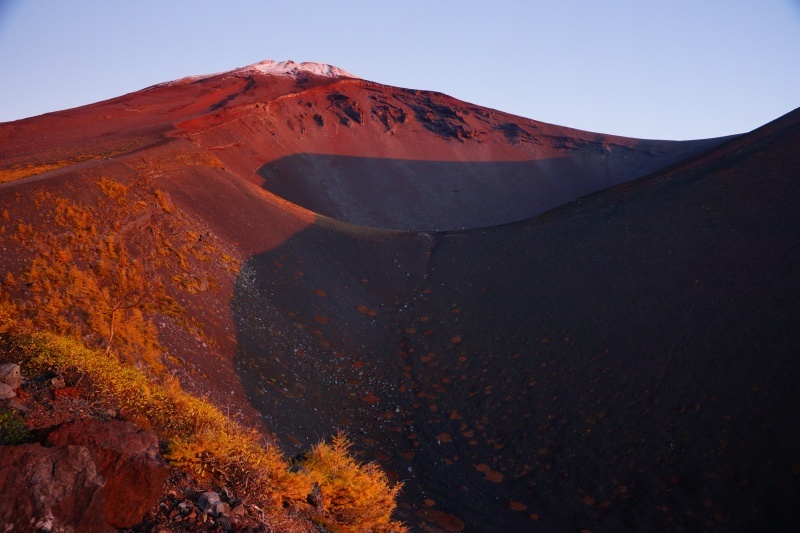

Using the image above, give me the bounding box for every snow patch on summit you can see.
[239,60,360,79]
[144,59,359,91]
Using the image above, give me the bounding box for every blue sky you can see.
[0,0,798,140]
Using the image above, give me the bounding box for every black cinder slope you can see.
[232,107,800,531]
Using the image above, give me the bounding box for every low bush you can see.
[302,432,406,533]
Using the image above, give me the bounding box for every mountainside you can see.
[1,60,798,531]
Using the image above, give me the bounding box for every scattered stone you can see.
[46,418,169,529]
[197,491,222,511]
[0,443,110,532]
[509,500,528,511]
[473,463,504,483]
[50,375,66,389]
[231,503,246,517]
[0,382,15,399]
[0,363,21,390]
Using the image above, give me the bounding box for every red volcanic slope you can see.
[2,61,795,532]
[2,61,728,232]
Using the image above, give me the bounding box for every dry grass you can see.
[0,161,74,183]
[6,178,221,370]
[0,154,109,183]
[4,331,302,500]
[0,327,405,532]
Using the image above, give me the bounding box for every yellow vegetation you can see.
[7,177,218,370]
[304,432,406,533]
[0,289,15,334]
[0,161,74,183]
[3,330,301,499]
[0,141,155,184]
[0,330,405,532]
[0,154,114,184]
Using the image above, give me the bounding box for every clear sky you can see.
[1,0,798,140]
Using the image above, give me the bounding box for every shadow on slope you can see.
[256,146,724,231]
[233,109,800,532]
[231,222,432,447]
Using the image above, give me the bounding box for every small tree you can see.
[302,432,406,533]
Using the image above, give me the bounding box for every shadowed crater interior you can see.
[257,152,688,231]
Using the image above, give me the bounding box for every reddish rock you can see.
[473,463,504,483]
[417,509,465,532]
[436,432,453,443]
[509,500,528,511]
[363,393,380,404]
[46,419,168,529]
[0,443,110,532]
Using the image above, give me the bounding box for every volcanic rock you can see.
[197,491,221,512]
[50,375,66,389]
[212,501,231,518]
[0,363,21,390]
[0,443,110,532]
[46,418,168,528]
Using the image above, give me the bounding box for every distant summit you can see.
[236,59,360,79]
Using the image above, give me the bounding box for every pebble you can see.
[197,491,221,511]
[0,363,21,390]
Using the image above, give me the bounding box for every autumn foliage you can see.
[303,432,406,533]
[5,178,213,370]
[1,331,405,532]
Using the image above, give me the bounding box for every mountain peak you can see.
[238,59,359,79]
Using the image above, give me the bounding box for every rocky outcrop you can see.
[46,419,169,529]
[0,418,168,531]
[0,443,110,532]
